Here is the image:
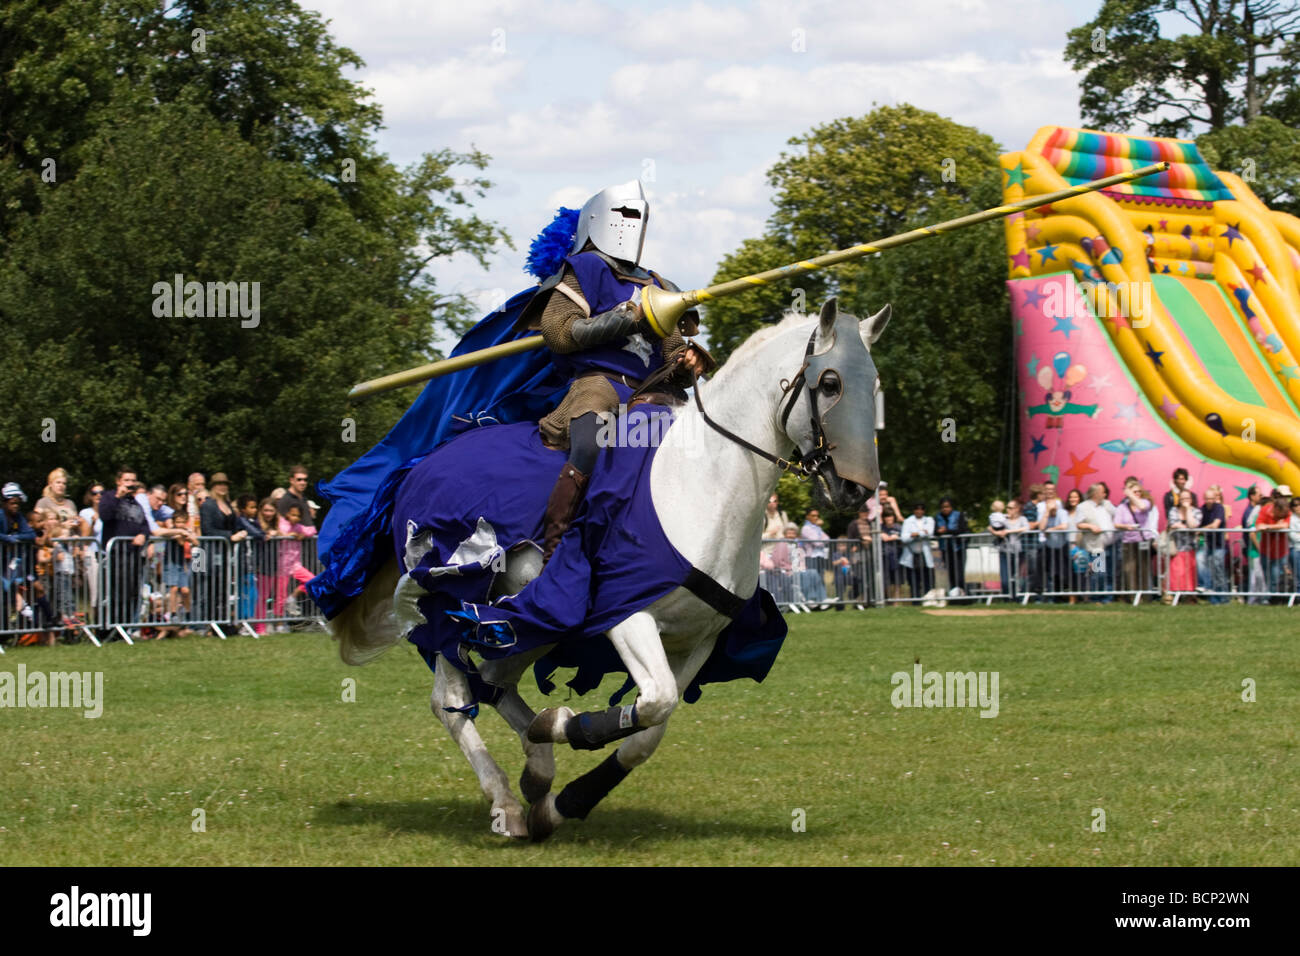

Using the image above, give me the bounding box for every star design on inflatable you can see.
[1158,219,1169,230]
[1089,373,1113,391]
[1037,243,1060,263]
[1266,448,1290,466]
[1144,341,1164,368]
[1051,313,1078,338]
[1112,400,1140,421]
[1222,222,1244,246]
[1011,248,1031,270]
[622,333,654,367]
[1248,262,1267,283]
[1021,286,1048,311]
[1029,434,1048,462]
[1026,353,1039,376]
[1063,451,1098,484]
[1042,464,1061,484]
[1277,363,1300,381]
[1158,395,1180,422]
[1025,223,1042,240]
[1234,485,1253,501]
[1004,163,1030,187]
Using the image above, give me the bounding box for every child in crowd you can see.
[274,502,316,627]
[988,500,1007,531]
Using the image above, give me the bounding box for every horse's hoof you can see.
[527,793,563,843]
[491,802,529,839]
[526,706,574,744]
[520,764,553,803]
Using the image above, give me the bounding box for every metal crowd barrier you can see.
[760,525,1300,612]
[1,534,325,650]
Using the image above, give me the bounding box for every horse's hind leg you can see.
[494,685,555,803]
[431,653,528,838]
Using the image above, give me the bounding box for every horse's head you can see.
[781,297,890,511]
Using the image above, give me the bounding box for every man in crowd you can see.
[1073,483,1115,602]
[1256,485,1292,601]
[933,496,971,596]
[1241,485,1265,603]
[98,467,153,630]
[2,482,37,632]
[279,464,315,528]
[1162,467,1198,513]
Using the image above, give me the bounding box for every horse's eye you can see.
[820,373,841,396]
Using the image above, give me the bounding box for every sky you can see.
[300,0,1104,330]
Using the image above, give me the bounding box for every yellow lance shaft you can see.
[349,161,1169,398]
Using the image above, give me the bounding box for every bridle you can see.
[689,326,834,481]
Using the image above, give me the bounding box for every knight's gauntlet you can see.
[570,300,660,349]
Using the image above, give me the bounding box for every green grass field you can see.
[1,605,1296,866]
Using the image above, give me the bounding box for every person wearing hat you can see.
[2,483,38,632]
[1,482,36,544]
[197,472,248,623]
[1256,484,1292,599]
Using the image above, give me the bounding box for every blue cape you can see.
[309,289,569,619]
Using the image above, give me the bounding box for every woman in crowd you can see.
[879,510,903,600]
[1061,488,1084,602]
[77,483,103,621]
[1167,488,1201,595]
[933,496,970,596]
[1113,478,1156,595]
[900,500,935,601]
[252,498,284,633]
[163,484,198,631]
[198,472,248,623]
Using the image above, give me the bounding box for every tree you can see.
[0,2,509,499]
[1065,0,1300,137]
[702,105,1011,523]
[1197,115,1300,213]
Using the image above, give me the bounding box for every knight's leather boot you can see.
[541,465,590,564]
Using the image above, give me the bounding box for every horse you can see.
[328,297,890,840]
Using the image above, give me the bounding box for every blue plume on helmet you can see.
[525,207,580,279]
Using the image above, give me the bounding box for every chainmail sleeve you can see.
[537,268,589,355]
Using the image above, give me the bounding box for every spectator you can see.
[762,493,788,541]
[36,468,81,539]
[1098,481,1120,595]
[1114,479,1157,595]
[46,507,79,624]
[1060,488,1085,601]
[843,506,874,603]
[1289,496,1300,594]
[990,498,1029,598]
[162,484,198,631]
[280,465,316,528]
[187,472,208,527]
[2,483,37,634]
[1197,484,1229,603]
[1162,467,1198,513]
[900,500,935,601]
[1074,483,1115,603]
[274,501,316,627]
[1022,483,1046,596]
[235,494,266,631]
[933,496,971,596]
[254,498,284,633]
[1241,485,1265,603]
[879,511,903,599]
[1166,489,1201,595]
[78,483,104,621]
[198,472,248,623]
[865,481,903,525]
[1256,485,1292,601]
[800,508,831,607]
[1040,485,1070,597]
[98,468,152,631]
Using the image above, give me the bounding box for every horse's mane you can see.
[716,311,814,371]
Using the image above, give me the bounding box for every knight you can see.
[517,180,711,562]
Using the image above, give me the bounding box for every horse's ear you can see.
[818,297,839,341]
[860,303,891,345]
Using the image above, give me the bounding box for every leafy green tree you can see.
[1065,0,1300,137]
[0,0,508,500]
[1197,115,1300,213]
[702,105,1011,522]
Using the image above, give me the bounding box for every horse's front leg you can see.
[431,653,528,838]
[527,621,716,841]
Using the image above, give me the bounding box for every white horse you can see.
[329,297,890,840]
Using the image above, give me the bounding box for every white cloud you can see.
[364,55,525,122]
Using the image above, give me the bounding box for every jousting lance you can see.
[348,161,1170,398]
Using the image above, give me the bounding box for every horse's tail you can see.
[327,558,403,666]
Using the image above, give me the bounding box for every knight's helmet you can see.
[570,180,649,266]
